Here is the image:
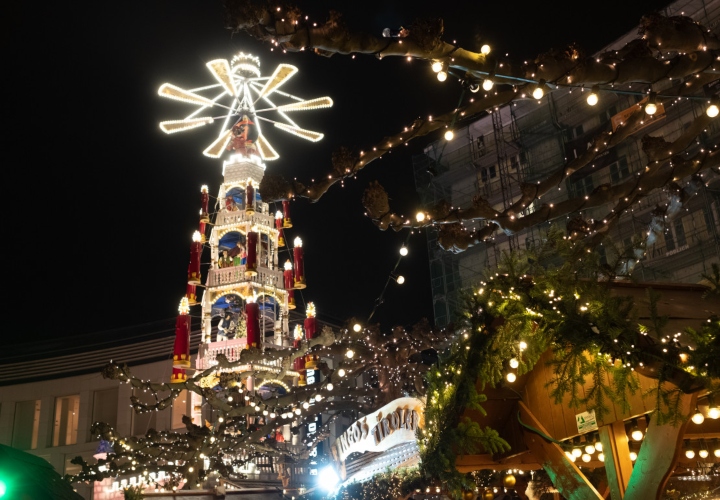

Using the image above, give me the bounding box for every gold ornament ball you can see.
[482,490,494,500]
[503,474,516,488]
[462,491,475,500]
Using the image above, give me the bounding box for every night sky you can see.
[8,0,671,352]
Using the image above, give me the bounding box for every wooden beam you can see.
[455,452,541,472]
[624,392,697,500]
[518,401,603,500]
[598,421,634,500]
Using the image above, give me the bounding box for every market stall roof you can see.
[0,444,83,499]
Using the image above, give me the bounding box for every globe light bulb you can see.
[294,408,302,415]
[707,404,719,419]
[353,323,362,332]
[396,275,405,284]
[431,61,443,73]
[338,368,346,377]
[582,453,591,463]
[585,444,595,454]
[519,341,528,351]
[326,383,334,391]
[482,78,494,91]
[572,447,582,458]
[315,394,322,401]
[506,372,516,383]
[706,101,719,118]
[644,102,657,115]
[532,86,544,100]
[481,44,491,55]
[699,449,709,459]
[587,92,598,106]
[595,441,603,452]
[629,451,637,461]
[444,130,454,141]
[631,427,644,441]
[302,402,310,410]
[346,349,354,359]
[270,412,276,419]
[691,408,705,425]
[399,246,408,256]
[714,448,720,458]
[416,212,426,222]
[685,449,695,459]
[509,358,519,369]
[598,453,605,462]
[437,70,448,82]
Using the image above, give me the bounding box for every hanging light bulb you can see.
[598,452,605,462]
[706,97,719,118]
[416,212,426,222]
[585,443,595,454]
[431,61,443,73]
[532,80,546,100]
[595,440,603,452]
[506,372,516,383]
[469,83,480,93]
[684,441,695,459]
[509,358,519,369]
[480,44,491,55]
[294,407,302,415]
[395,275,406,284]
[353,323,362,332]
[630,419,644,441]
[714,439,720,457]
[302,402,310,410]
[326,383,334,391]
[707,397,719,419]
[399,246,408,256]
[699,447,709,459]
[444,129,454,141]
[691,406,705,425]
[572,445,582,458]
[582,453,591,463]
[644,92,658,115]
[338,368,346,377]
[482,78,494,91]
[346,349,355,359]
[629,451,637,461]
[437,70,448,82]
[586,85,599,106]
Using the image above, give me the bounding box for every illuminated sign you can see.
[330,397,424,463]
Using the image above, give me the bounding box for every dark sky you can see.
[8,0,671,350]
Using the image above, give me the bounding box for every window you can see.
[479,165,497,183]
[13,400,41,450]
[574,124,584,138]
[664,219,688,253]
[53,395,80,446]
[92,388,118,433]
[171,390,189,429]
[610,158,630,183]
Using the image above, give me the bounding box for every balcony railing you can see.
[196,338,286,371]
[206,265,284,289]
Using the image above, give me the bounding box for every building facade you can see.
[414,0,720,326]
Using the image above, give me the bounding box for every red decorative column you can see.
[172,298,191,372]
[304,303,318,369]
[284,261,296,309]
[246,299,260,349]
[171,368,187,383]
[198,220,207,243]
[245,231,258,276]
[200,185,210,222]
[187,231,202,284]
[282,200,292,228]
[246,182,255,215]
[293,237,306,289]
[293,325,306,386]
[275,211,285,247]
[186,283,197,305]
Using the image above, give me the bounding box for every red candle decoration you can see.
[293,237,306,289]
[293,325,306,385]
[171,368,187,383]
[246,231,258,276]
[275,211,285,247]
[172,298,191,368]
[200,185,209,222]
[282,200,292,228]
[198,220,207,243]
[246,182,255,215]
[287,289,296,310]
[187,231,202,284]
[304,303,317,339]
[186,283,197,305]
[246,299,260,349]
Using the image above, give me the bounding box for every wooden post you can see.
[518,402,603,500]
[623,392,697,500]
[598,421,634,500]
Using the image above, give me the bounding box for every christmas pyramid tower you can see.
[157,52,333,426]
